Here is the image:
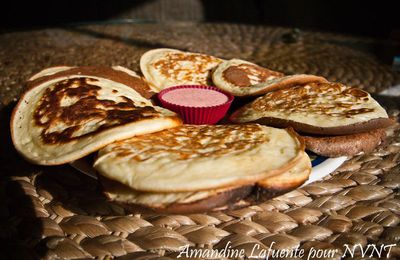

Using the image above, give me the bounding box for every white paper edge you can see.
[70,159,97,179]
[302,156,347,187]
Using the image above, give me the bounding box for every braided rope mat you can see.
[1,23,400,259]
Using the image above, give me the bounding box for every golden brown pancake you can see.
[99,152,312,213]
[27,66,155,99]
[257,152,311,190]
[140,48,223,92]
[213,59,327,96]
[94,124,305,192]
[99,152,312,214]
[11,66,182,165]
[100,176,253,214]
[302,129,387,157]
[230,82,393,135]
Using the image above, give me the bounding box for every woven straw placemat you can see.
[1,23,399,259]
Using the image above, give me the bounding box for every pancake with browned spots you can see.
[98,150,311,213]
[94,124,305,192]
[140,48,223,92]
[11,66,182,165]
[27,65,155,99]
[212,59,327,96]
[230,82,394,135]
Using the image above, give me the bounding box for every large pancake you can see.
[212,59,327,96]
[140,48,223,92]
[11,66,182,165]
[230,82,393,135]
[94,124,304,192]
[302,128,387,157]
[100,176,253,214]
[100,151,311,213]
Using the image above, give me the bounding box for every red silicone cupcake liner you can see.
[158,85,234,125]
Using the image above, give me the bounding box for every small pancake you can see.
[100,176,253,214]
[94,125,304,192]
[212,59,327,96]
[230,82,393,135]
[140,48,223,92]
[302,129,387,157]
[257,151,311,191]
[11,66,182,165]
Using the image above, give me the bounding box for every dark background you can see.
[1,0,400,40]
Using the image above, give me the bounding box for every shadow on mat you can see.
[0,102,127,258]
[63,25,191,52]
[0,103,42,259]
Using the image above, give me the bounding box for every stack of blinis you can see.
[11,49,394,213]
